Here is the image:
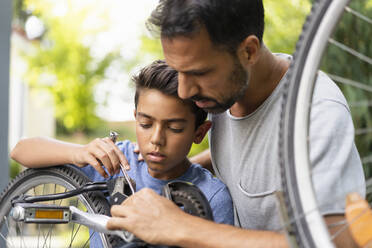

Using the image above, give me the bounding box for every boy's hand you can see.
[72,138,130,178]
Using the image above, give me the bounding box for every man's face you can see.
[135,89,198,180]
[162,28,249,114]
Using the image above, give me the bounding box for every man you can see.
[107,1,365,247]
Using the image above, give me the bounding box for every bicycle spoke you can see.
[362,155,372,165]
[328,73,372,93]
[53,184,57,205]
[82,231,96,248]
[68,223,83,247]
[276,179,371,233]
[0,215,15,248]
[348,100,372,108]
[38,223,41,248]
[345,6,372,25]
[328,38,372,66]
[0,231,13,248]
[20,222,28,248]
[330,204,372,241]
[41,224,54,248]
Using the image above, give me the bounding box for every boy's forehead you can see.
[137,89,195,120]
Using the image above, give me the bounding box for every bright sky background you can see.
[90,0,160,122]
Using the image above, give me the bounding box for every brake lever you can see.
[110,131,136,195]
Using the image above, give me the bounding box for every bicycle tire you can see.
[279,0,371,247]
[0,164,121,248]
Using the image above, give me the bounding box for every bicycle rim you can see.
[0,166,115,248]
[280,0,372,247]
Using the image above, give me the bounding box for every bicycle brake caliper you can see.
[107,177,136,205]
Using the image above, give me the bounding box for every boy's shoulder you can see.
[116,140,133,153]
[116,140,139,163]
[187,164,229,197]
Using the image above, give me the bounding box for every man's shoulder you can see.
[313,71,349,108]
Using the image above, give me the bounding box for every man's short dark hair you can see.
[133,60,207,129]
[147,0,264,52]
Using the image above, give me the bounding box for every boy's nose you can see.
[151,126,165,146]
[177,73,199,100]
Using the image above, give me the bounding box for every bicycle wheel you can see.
[0,165,121,248]
[280,0,372,247]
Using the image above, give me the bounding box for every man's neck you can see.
[230,47,289,117]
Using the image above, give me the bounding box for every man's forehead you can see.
[161,35,217,73]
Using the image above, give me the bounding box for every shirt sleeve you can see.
[209,186,234,225]
[309,97,366,215]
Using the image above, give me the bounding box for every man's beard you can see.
[192,59,249,114]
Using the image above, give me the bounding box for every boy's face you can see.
[135,88,207,180]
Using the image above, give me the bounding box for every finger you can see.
[91,139,115,175]
[107,217,129,231]
[110,205,128,217]
[85,155,108,178]
[103,138,130,172]
[100,137,123,174]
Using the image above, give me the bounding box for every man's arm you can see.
[107,188,288,248]
[325,215,358,248]
[189,149,213,173]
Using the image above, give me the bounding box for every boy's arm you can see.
[189,149,213,173]
[11,137,82,168]
[10,137,129,178]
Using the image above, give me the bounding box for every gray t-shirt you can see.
[209,54,366,230]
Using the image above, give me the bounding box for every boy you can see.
[10,60,234,226]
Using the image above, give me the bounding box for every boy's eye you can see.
[140,123,152,129]
[169,127,184,133]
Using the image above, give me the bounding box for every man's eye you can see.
[140,123,151,129]
[191,71,205,76]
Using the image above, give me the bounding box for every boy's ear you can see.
[133,109,137,118]
[193,121,212,144]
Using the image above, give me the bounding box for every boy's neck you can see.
[147,159,192,180]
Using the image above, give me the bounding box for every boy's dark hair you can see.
[133,60,207,129]
[147,0,264,53]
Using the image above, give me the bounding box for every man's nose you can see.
[151,125,165,146]
[178,73,199,100]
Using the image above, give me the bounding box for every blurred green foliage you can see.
[263,0,311,53]
[10,160,22,179]
[20,0,119,134]
[319,1,372,197]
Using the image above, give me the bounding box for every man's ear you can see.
[133,109,137,118]
[236,35,261,67]
[193,121,212,144]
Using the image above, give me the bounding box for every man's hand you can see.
[72,137,130,178]
[107,188,189,246]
